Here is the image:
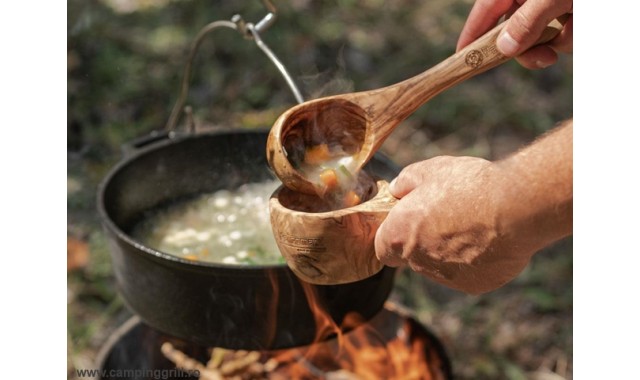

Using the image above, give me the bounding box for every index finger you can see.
[457,0,515,51]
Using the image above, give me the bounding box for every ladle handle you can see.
[455,15,569,73]
[366,15,569,150]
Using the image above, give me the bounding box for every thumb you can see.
[388,160,433,198]
[497,0,572,56]
[388,172,418,199]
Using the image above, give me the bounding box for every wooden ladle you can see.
[267,17,567,194]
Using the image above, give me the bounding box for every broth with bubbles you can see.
[131,180,284,265]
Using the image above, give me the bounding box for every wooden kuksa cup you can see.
[269,179,398,285]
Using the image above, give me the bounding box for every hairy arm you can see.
[374,119,573,294]
[495,118,572,258]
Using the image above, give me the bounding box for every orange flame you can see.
[259,268,281,347]
[299,281,345,355]
[263,279,449,379]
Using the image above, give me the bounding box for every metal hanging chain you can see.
[165,1,304,132]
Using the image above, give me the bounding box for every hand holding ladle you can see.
[266,17,567,195]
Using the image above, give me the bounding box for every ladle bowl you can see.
[267,18,567,194]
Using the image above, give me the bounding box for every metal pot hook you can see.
[165,0,304,133]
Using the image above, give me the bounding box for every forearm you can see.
[494,119,573,256]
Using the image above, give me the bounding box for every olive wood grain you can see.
[269,179,397,284]
[267,17,567,195]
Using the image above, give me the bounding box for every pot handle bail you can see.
[164,0,304,133]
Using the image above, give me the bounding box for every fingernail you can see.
[497,31,519,56]
[389,178,397,192]
[536,60,552,69]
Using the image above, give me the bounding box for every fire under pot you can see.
[97,303,452,380]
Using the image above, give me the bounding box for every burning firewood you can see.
[160,309,447,380]
[162,341,286,380]
[220,351,261,376]
[207,347,227,369]
[161,342,223,380]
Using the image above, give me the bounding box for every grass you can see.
[67,0,572,378]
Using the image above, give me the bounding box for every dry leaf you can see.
[67,236,89,272]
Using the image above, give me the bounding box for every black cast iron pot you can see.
[98,129,400,350]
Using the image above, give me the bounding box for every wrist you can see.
[492,127,573,255]
[487,159,545,262]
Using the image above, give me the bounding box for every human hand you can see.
[456,0,573,69]
[374,157,533,294]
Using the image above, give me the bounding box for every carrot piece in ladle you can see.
[304,144,332,165]
[343,190,362,207]
[319,168,339,191]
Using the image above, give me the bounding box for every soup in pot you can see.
[131,180,284,265]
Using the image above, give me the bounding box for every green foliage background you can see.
[68,1,572,378]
